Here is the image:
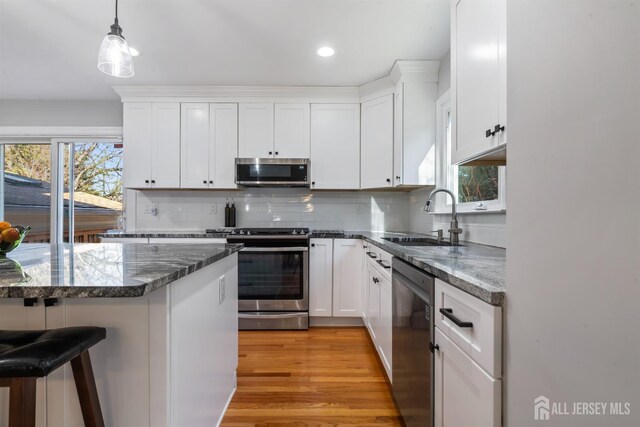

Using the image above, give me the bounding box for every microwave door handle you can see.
[240,247,309,252]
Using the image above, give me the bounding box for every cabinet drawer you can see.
[364,245,392,279]
[435,279,502,377]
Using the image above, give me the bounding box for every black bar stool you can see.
[0,327,106,427]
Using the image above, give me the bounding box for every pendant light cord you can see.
[115,0,118,20]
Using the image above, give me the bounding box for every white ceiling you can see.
[0,0,450,100]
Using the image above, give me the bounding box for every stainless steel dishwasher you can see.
[392,257,435,427]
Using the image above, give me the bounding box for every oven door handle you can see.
[240,247,308,252]
[238,313,307,319]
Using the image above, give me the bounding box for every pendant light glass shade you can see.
[98,34,134,77]
[97,0,134,78]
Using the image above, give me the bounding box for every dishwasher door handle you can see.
[439,308,473,328]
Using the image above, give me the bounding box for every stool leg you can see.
[8,377,36,427]
[70,351,105,427]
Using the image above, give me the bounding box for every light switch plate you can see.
[356,204,366,215]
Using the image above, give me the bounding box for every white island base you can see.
[0,253,238,427]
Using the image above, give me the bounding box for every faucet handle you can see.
[430,229,444,240]
[448,227,463,235]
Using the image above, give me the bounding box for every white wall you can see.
[437,50,451,98]
[130,188,410,232]
[506,2,640,426]
[0,100,123,126]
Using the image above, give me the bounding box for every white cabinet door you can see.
[310,104,360,190]
[274,103,310,158]
[238,103,274,158]
[209,103,238,189]
[332,239,362,317]
[378,273,393,380]
[181,103,210,189]
[361,95,394,189]
[150,103,181,188]
[123,103,153,188]
[309,239,333,317]
[434,328,501,427]
[452,0,506,163]
[394,82,438,186]
[366,263,380,341]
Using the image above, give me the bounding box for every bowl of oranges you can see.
[0,222,31,257]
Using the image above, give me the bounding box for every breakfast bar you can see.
[0,242,242,427]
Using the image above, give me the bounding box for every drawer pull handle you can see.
[439,308,473,328]
[366,251,377,259]
[376,259,391,269]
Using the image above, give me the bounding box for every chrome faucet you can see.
[423,188,463,245]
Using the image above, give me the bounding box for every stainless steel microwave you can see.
[235,158,310,187]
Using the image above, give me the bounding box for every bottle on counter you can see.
[224,201,231,227]
[230,202,236,227]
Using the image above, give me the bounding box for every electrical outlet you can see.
[144,204,159,216]
[210,204,217,214]
[356,204,366,215]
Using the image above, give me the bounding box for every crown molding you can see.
[112,85,361,103]
[112,60,441,103]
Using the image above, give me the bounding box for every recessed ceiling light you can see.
[129,47,140,57]
[317,46,335,57]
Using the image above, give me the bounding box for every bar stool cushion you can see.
[0,327,106,378]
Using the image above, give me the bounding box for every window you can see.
[434,90,505,213]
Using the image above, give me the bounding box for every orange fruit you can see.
[1,227,20,243]
[0,221,11,231]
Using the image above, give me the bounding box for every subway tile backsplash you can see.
[130,188,410,232]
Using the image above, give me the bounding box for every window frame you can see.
[432,89,506,214]
[0,128,122,243]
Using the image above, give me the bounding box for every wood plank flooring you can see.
[220,327,403,426]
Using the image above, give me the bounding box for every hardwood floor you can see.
[220,327,403,426]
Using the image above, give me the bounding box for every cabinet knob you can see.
[311,243,315,247]
[275,151,279,155]
[209,180,213,184]
[145,179,150,184]
[203,180,207,184]
[269,151,273,155]
[386,178,391,183]
[151,180,156,184]
[311,181,315,186]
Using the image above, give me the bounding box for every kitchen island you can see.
[0,242,242,427]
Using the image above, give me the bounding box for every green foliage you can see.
[458,166,499,203]
[4,143,123,202]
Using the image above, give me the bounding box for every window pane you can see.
[3,144,51,242]
[458,165,499,203]
[64,142,123,243]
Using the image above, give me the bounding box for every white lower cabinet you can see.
[332,239,362,317]
[309,239,334,317]
[377,272,393,379]
[434,328,501,427]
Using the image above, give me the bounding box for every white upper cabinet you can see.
[181,103,210,189]
[361,94,394,189]
[309,239,334,317]
[238,103,274,158]
[239,102,311,159]
[332,239,363,317]
[452,0,507,164]
[124,102,181,189]
[209,104,239,189]
[310,104,361,190]
[181,103,238,189]
[393,82,438,186]
[274,103,310,158]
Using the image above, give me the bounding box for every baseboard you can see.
[309,317,365,327]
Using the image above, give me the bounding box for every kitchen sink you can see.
[381,237,462,247]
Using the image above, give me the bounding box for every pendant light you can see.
[97,0,134,78]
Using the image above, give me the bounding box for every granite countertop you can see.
[100,229,506,306]
[99,230,229,238]
[0,243,242,299]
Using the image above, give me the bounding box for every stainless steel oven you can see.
[227,228,309,330]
